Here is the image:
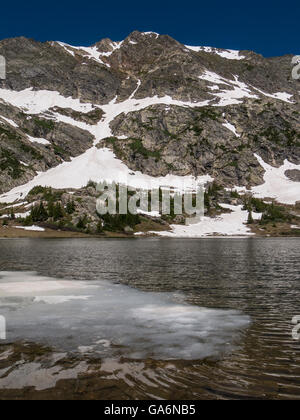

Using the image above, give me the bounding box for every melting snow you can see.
[252,154,300,205]
[13,225,45,232]
[222,121,241,137]
[0,271,250,360]
[252,87,294,103]
[0,116,18,127]
[56,41,124,67]
[153,204,261,237]
[0,148,213,203]
[186,45,245,60]
[199,71,258,106]
[27,135,51,145]
[0,88,96,114]
[0,88,213,203]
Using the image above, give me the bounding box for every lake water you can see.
[0,238,299,399]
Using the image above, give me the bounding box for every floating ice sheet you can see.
[0,271,250,360]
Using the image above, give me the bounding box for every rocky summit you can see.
[0,31,299,237]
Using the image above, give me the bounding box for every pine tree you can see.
[66,200,76,214]
[38,202,48,221]
[48,201,54,218]
[76,215,87,230]
[10,208,15,220]
[53,203,64,221]
[247,210,254,224]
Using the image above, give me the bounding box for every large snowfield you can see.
[0,47,299,237]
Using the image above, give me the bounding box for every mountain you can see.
[0,31,299,236]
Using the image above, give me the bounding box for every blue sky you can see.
[0,0,299,57]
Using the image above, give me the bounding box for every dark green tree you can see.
[66,200,76,214]
[53,203,64,221]
[247,210,254,224]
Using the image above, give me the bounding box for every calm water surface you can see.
[0,238,299,399]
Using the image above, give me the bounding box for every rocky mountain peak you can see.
[0,31,299,211]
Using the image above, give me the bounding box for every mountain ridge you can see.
[0,31,299,236]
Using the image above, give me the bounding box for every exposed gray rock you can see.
[285,169,300,182]
[0,31,299,195]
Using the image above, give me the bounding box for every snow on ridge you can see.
[27,135,51,145]
[199,71,258,106]
[251,86,294,104]
[222,120,241,137]
[0,82,297,209]
[141,32,159,38]
[198,70,294,105]
[0,88,214,204]
[186,45,245,60]
[56,41,125,67]
[0,116,19,128]
[0,88,96,115]
[0,147,213,204]
[56,42,75,57]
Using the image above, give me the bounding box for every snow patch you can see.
[13,225,45,232]
[0,90,213,203]
[0,147,213,203]
[252,154,300,205]
[199,71,258,106]
[0,116,18,127]
[186,45,245,60]
[0,88,96,114]
[252,87,294,103]
[222,121,241,137]
[154,204,261,238]
[27,135,50,145]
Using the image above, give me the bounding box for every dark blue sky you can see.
[0,0,299,57]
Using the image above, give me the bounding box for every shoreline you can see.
[0,228,299,240]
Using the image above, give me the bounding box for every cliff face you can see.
[0,31,299,196]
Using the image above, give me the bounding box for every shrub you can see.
[30,202,48,222]
[53,203,64,221]
[76,215,88,230]
[66,200,76,214]
[260,203,291,224]
[230,190,240,199]
[86,180,97,189]
[0,149,24,179]
[129,138,160,160]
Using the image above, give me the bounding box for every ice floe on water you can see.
[0,271,250,360]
